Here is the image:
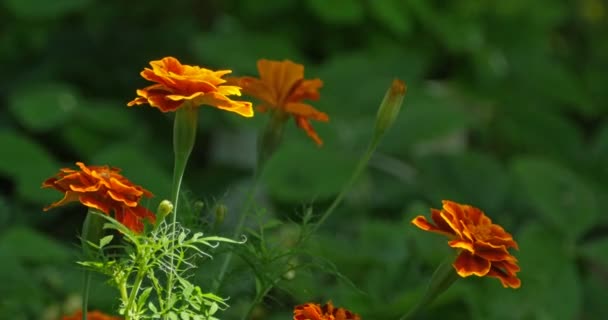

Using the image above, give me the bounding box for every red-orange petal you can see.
[453,250,491,277]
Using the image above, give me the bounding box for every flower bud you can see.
[374,78,407,139]
[156,200,174,220]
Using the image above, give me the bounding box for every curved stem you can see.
[81,270,91,320]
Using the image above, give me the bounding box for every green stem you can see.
[399,256,459,320]
[81,270,91,320]
[125,266,147,320]
[165,106,197,319]
[213,177,262,293]
[309,136,381,236]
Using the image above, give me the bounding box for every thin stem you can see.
[125,266,147,320]
[213,177,262,292]
[399,256,459,320]
[309,136,381,236]
[164,154,188,312]
[164,106,197,319]
[81,270,91,320]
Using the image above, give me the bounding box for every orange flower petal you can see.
[293,301,360,320]
[128,57,253,117]
[486,265,522,288]
[43,162,155,233]
[411,215,455,236]
[413,200,521,288]
[234,59,328,145]
[454,250,492,277]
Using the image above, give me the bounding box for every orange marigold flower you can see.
[62,310,122,320]
[412,200,521,288]
[232,59,328,145]
[127,56,253,117]
[294,301,360,320]
[42,162,155,233]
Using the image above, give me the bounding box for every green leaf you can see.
[369,0,412,36]
[0,131,59,204]
[511,156,598,240]
[0,226,72,263]
[263,142,356,202]
[496,106,583,160]
[415,152,510,213]
[381,88,473,156]
[306,0,364,25]
[579,237,608,267]
[3,0,92,19]
[99,235,114,249]
[9,83,79,132]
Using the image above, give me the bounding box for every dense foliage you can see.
[1,0,607,319]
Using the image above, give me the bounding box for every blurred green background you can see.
[1,0,608,319]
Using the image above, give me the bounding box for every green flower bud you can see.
[374,79,407,139]
[157,200,174,220]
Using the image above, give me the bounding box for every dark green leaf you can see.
[579,237,608,267]
[511,156,598,240]
[263,142,356,202]
[9,83,79,132]
[0,226,72,263]
[3,0,92,19]
[306,0,364,25]
[0,131,59,204]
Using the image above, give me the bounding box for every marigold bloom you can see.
[294,301,360,320]
[127,56,253,117]
[62,310,122,320]
[232,59,328,145]
[412,200,521,288]
[42,162,155,233]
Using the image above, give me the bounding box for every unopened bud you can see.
[157,200,174,219]
[374,78,407,139]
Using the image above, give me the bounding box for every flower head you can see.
[127,56,253,117]
[232,59,328,145]
[62,310,122,320]
[42,162,155,233]
[294,301,360,320]
[412,200,521,288]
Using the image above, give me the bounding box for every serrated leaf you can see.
[511,156,598,240]
[9,83,79,132]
